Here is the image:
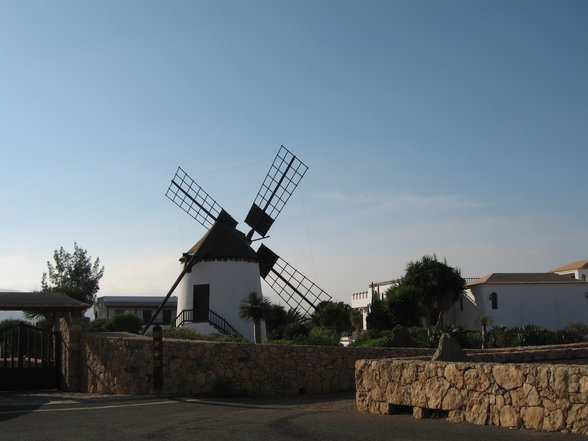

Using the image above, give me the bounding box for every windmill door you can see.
[193,284,210,322]
[0,323,61,391]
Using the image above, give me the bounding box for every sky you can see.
[0,0,586,316]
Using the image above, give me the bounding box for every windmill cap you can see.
[181,220,259,263]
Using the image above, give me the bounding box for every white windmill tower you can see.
[143,146,332,342]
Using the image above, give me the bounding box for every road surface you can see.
[0,392,584,441]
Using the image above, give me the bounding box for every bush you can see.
[264,338,297,345]
[351,330,396,347]
[146,327,247,343]
[0,319,29,330]
[106,313,144,333]
[295,328,340,346]
[487,324,578,348]
[402,325,480,349]
[89,318,111,332]
[282,321,310,340]
[563,322,588,342]
[89,313,143,334]
[266,328,340,346]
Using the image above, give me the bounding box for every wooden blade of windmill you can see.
[165,166,238,230]
[256,244,331,317]
[140,252,200,334]
[245,146,308,240]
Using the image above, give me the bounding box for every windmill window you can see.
[142,309,152,324]
[163,309,172,325]
[490,292,498,310]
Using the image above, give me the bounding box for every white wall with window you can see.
[93,296,178,328]
[445,274,588,330]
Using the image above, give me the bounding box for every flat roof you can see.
[0,292,90,311]
[467,273,588,287]
[96,296,178,305]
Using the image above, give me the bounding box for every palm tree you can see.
[239,291,271,343]
[476,315,492,349]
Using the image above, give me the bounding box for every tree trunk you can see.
[253,319,261,344]
[435,310,444,327]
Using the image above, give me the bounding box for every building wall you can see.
[94,300,176,326]
[178,260,264,342]
[446,283,588,330]
[352,280,400,330]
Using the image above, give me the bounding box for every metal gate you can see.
[0,323,61,390]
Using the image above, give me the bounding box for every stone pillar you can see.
[58,314,89,392]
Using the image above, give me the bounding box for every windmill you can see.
[142,146,331,341]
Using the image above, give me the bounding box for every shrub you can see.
[487,324,578,348]
[146,327,247,343]
[351,330,396,347]
[89,318,111,332]
[563,322,588,342]
[282,321,310,340]
[295,328,340,346]
[107,313,144,333]
[407,327,429,347]
[89,313,143,334]
[267,329,339,346]
[0,319,29,330]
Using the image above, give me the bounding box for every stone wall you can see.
[355,358,588,435]
[465,343,588,364]
[80,332,433,396]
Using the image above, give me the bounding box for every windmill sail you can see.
[166,166,237,230]
[245,146,308,239]
[257,244,331,316]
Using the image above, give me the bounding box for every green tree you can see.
[264,304,288,339]
[349,308,364,333]
[402,255,465,328]
[41,242,104,304]
[365,297,393,331]
[27,243,104,325]
[384,284,423,328]
[310,300,352,337]
[264,304,307,340]
[239,291,271,343]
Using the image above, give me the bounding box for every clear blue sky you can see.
[1,1,586,311]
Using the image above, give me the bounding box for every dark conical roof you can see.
[181,220,259,263]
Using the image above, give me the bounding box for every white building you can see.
[445,272,588,330]
[94,296,178,327]
[351,279,400,330]
[353,259,588,331]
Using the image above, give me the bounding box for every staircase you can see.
[172,309,243,338]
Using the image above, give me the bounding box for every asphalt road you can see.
[0,392,585,441]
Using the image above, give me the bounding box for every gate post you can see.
[152,325,163,393]
[58,315,88,391]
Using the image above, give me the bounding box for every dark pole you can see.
[140,253,199,335]
[152,325,163,392]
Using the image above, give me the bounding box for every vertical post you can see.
[152,325,163,392]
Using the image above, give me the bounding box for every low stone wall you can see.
[465,343,588,364]
[355,358,588,435]
[81,332,434,396]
